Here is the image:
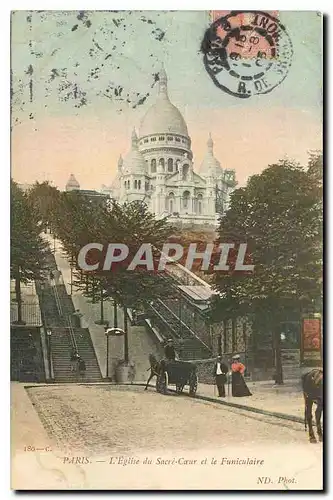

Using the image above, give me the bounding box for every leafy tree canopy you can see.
[212,155,323,322]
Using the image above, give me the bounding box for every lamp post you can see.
[113,298,118,328]
[46,329,52,379]
[95,285,109,325]
[104,327,125,379]
[178,291,183,337]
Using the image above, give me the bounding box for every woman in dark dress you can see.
[231,354,252,397]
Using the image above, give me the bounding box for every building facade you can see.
[111,67,237,225]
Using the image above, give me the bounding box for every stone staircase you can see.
[50,327,102,383]
[37,251,102,383]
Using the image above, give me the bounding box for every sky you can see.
[11,10,322,190]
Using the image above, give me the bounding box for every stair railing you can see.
[156,298,212,354]
[148,302,180,339]
[67,313,78,355]
[52,282,79,355]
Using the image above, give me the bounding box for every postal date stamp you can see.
[201,11,293,98]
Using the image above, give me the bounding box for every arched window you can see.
[197,193,203,215]
[159,158,165,170]
[124,181,127,189]
[128,180,130,190]
[182,164,189,181]
[168,192,175,213]
[138,180,141,190]
[151,159,156,173]
[134,180,138,189]
[183,190,190,210]
[167,158,173,173]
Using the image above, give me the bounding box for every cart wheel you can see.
[189,371,198,397]
[176,383,184,394]
[157,371,168,395]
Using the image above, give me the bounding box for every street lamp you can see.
[95,285,109,325]
[104,327,125,379]
[46,329,52,379]
[177,292,183,337]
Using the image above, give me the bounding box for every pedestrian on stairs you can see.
[70,349,79,372]
[78,357,86,378]
[72,309,83,328]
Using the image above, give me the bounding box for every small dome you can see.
[122,129,146,175]
[139,67,188,138]
[199,134,223,178]
[66,173,80,191]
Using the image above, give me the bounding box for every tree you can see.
[27,181,61,232]
[49,195,174,364]
[212,157,322,384]
[86,200,174,363]
[11,181,48,323]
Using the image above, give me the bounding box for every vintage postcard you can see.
[10,10,323,490]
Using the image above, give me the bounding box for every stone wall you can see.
[192,358,216,385]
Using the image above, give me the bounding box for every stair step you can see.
[37,257,103,383]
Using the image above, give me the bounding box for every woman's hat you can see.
[232,354,240,360]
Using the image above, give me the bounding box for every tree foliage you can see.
[27,181,61,230]
[11,180,48,322]
[212,156,322,319]
[48,194,175,310]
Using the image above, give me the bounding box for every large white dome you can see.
[139,68,188,138]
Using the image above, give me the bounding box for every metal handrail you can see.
[156,298,212,353]
[148,303,181,339]
[157,299,212,352]
[52,282,78,354]
[52,282,63,316]
[67,313,78,353]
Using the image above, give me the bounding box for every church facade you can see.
[111,68,237,226]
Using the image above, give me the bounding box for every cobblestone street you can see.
[12,383,323,490]
[26,384,311,455]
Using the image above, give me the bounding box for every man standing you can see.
[164,339,176,361]
[213,355,228,397]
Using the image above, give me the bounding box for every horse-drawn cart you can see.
[156,359,198,397]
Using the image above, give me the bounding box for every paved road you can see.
[27,384,314,456]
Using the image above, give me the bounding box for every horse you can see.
[302,368,323,443]
[144,354,161,390]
